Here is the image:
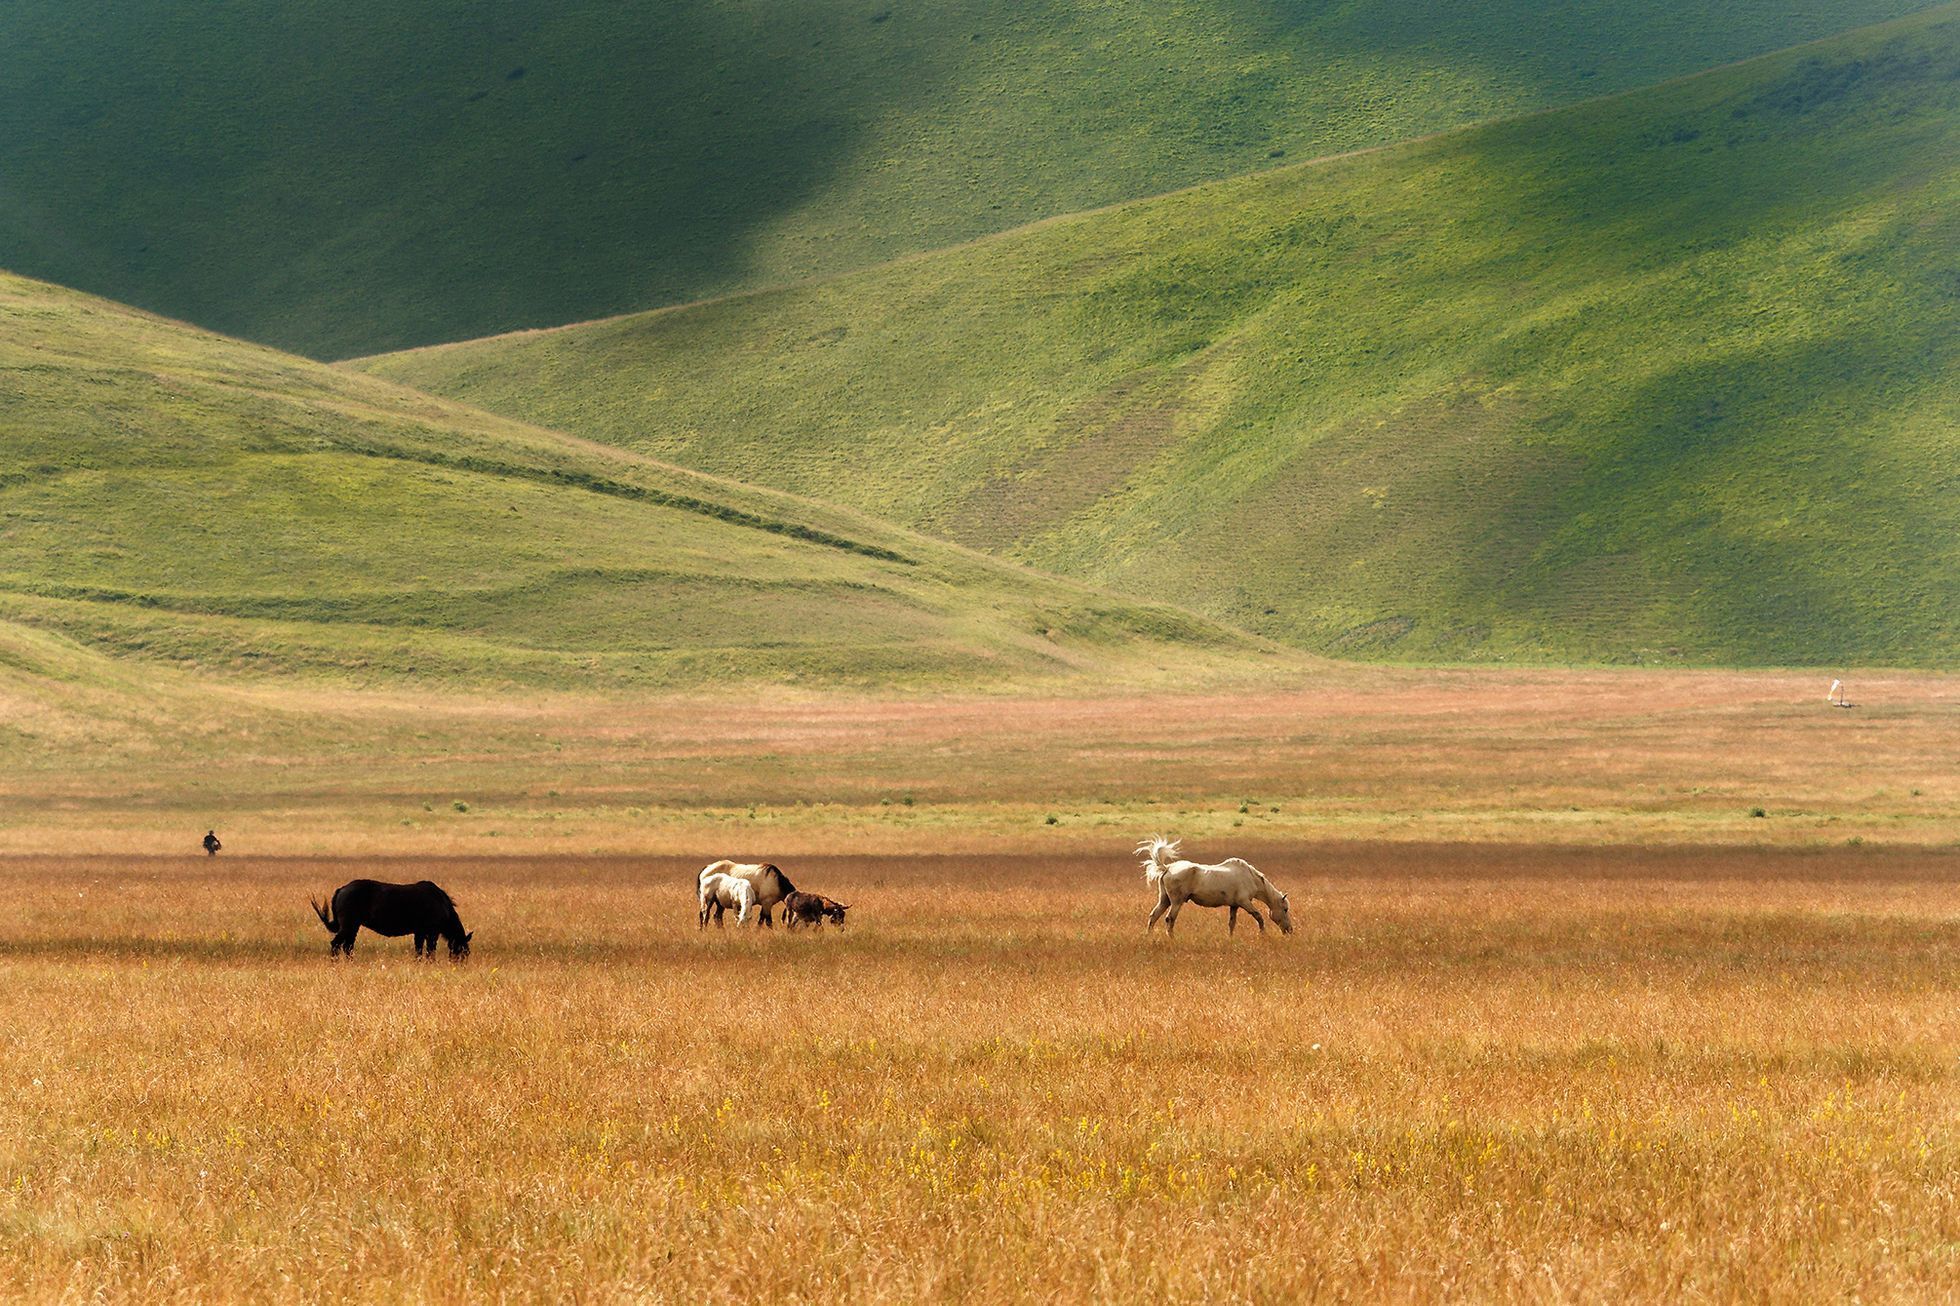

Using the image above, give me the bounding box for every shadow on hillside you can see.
[2,0,1931,357]
[0,1,965,357]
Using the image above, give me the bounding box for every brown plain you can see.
[0,666,1956,1298]
[2,666,1952,854]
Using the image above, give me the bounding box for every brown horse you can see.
[311,880,472,958]
[782,891,850,930]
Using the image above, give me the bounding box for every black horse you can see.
[311,880,472,959]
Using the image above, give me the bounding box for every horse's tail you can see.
[310,893,337,934]
[1136,836,1179,884]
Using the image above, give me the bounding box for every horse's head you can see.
[826,902,849,928]
[1267,890,1294,935]
[447,929,473,960]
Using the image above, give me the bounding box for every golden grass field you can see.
[3,846,1959,1301]
[2,667,1957,1300]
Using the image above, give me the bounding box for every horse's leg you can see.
[1147,891,1171,932]
[1229,905,1239,935]
[759,905,774,929]
[1247,907,1266,934]
[334,925,357,956]
[1164,902,1182,936]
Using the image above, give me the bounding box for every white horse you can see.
[1138,837,1293,937]
[695,860,796,928]
[698,871,757,928]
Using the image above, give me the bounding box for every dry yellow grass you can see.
[4,845,1959,1301]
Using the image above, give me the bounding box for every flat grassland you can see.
[6,665,1952,855]
[3,845,1958,1300]
[1,668,1954,1298]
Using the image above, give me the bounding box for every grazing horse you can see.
[698,871,759,928]
[1137,837,1293,937]
[311,880,473,958]
[694,860,796,927]
[781,891,849,930]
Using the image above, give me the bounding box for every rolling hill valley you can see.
[362,6,1960,668]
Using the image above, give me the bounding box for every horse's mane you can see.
[413,880,457,909]
[1217,857,1271,889]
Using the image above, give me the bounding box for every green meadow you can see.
[0,0,1933,357]
[0,273,1280,700]
[367,7,1960,668]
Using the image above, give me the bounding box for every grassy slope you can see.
[366,8,1960,668]
[0,271,1280,699]
[0,1,1934,358]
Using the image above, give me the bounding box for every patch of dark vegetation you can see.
[324,440,914,564]
[869,10,891,23]
[1734,43,1959,121]
[506,66,527,80]
[466,90,487,103]
[0,567,902,628]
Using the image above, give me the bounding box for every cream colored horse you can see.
[697,871,757,928]
[1138,837,1293,937]
[695,860,796,928]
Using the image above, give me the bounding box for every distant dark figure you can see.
[310,880,472,959]
[781,891,850,930]
[202,830,222,856]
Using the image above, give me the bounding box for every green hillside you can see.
[0,0,1934,358]
[365,8,1960,668]
[0,271,1282,693]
